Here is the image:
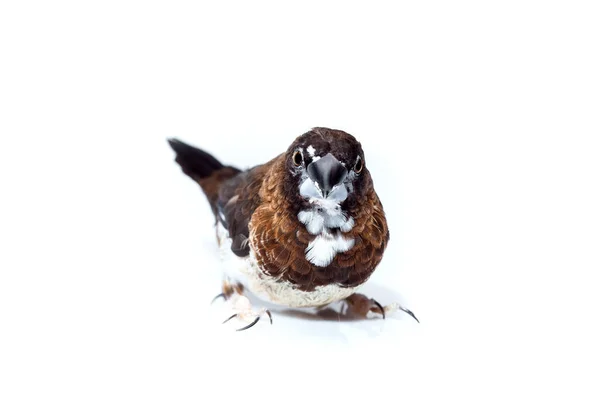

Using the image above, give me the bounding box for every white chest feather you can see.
[297,202,355,267]
[305,231,355,267]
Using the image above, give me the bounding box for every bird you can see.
[168,127,418,330]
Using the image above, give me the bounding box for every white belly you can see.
[216,223,360,307]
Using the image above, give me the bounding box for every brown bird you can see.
[168,127,418,330]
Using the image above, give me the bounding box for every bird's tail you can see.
[167,138,240,215]
[168,138,227,180]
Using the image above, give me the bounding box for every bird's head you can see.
[283,127,372,233]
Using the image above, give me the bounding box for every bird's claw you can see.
[222,307,273,331]
[372,299,386,319]
[380,302,420,323]
[211,293,226,304]
[344,293,419,323]
[213,286,273,331]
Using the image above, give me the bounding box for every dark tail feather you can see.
[167,138,225,181]
[168,138,240,217]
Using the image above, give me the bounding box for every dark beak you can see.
[307,153,348,198]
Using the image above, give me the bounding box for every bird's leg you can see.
[211,280,273,331]
[214,219,220,246]
[343,293,420,323]
[221,295,273,331]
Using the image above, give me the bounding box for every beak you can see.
[307,153,348,198]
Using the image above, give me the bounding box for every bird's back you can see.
[168,138,279,257]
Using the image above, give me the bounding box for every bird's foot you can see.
[211,280,273,331]
[221,295,273,331]
[343,293,419,323]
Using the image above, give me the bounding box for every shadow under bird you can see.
[168,127,418,330]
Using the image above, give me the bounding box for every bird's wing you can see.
[216,161,273,257]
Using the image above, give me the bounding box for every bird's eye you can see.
[354,157,363,174]
[292,151,303,166]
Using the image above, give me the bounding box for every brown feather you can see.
[249,148,389,291]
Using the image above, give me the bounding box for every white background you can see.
[1,1,599,399]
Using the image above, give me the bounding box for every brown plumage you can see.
[169,127,415,324]
[249,156,388,291]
